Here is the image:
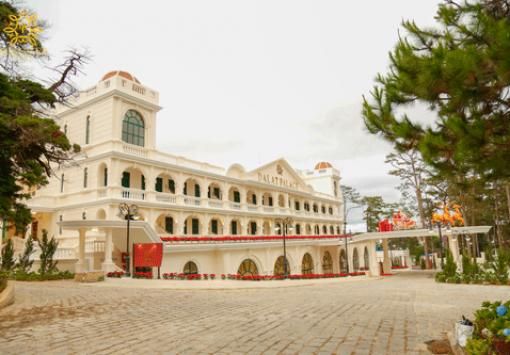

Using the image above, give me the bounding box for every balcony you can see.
[208,200,223,208]
[184,196,201,206]
[121,188,145,200]
[155,192,177,204]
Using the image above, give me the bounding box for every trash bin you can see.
[455,317,474,347]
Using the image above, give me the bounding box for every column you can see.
[75,229,86,273]
[368,241,380,277]
[102,229,115,272]
[382,239,391,274]
[448,234,461,272]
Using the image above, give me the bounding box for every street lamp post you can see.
[276,217,293,279]
[118,203,139,277]
[436,221,445,269]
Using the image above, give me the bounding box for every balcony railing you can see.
[208,200,223,208]
[121,188,145,200]
[184,196,201,206]
[155,192,177,204]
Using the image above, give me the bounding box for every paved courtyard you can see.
[0,271,508,354]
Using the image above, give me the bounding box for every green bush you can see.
[443,249,457,278]
[8,270,74,281]
[466,300,510,354]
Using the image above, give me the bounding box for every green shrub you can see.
[16,235,35,273]
[442,249,457,278]
[8,270,74,281]
[1,238,15,271]
[38,229,59,275]
[465,338,491,355]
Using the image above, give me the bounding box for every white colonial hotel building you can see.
[26,71,381,277]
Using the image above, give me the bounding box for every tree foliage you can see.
[0,237,15,271]
[38,229,58,274]
[0,1,85,234]
[16,234,34,272]
[363,0,510,182]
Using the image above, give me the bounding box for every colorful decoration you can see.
[392,210,416,230]
[432,203,464,226]
[378,210,416,232]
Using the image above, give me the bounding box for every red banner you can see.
[133,243,163,267]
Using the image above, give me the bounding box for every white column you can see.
[382,239,391,274]
[75,229,86,273]
[368,241,380,277]
[448,234,461,271]
[102,229,115,272]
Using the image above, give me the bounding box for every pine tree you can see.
[443,249,457,278]
[16,235,35,273]
[1,238,15,271]
[38,230,58,274]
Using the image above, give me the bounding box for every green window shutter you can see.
[165,217,173,234]
[231,221,237,235]
[104,167,108,186]
[269,196,273,206]
[141,175,146,190]
[184,223,187,235]
[211,220,218,234]
[207,187,211,198]
[183,183,187,195]
[85,116,90,144]
[251,222,257,235]
[195,184,200,197]
[168,179,175,193]
[121,172,130,188]
[192,218,199,235]
[233,191,240,203]
[214,187,220,199]
[155,177,163,192]
[252,194,257,204]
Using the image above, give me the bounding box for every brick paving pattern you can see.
[0,271,508,354]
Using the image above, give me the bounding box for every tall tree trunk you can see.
[415,185,430,268]
[506,183,510,221]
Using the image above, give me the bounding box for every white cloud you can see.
[26,0,444,232]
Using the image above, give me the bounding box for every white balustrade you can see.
[230,202,241,210]
[247,205,258,212]
[208,200,223,208]
[184,196,201,206]
[121,188,145,200]
[155,192,177,203]
[122,143,148,158]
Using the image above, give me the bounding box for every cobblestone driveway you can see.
[1,272,508,354]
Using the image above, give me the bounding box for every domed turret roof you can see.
[314,162,333,170]
[101,70,140,84]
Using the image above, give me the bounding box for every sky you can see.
[26,0,443,231]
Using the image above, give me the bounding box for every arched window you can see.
[238,259,258,276]
[83,167,88,188]
[183,261,198,275]
[322,251,333,273]
[85,115,90,144]
[353,248,360,271]
[339,249,348,273]
[364,247,370,270]
[274,256,289,276]
[122,110,145,147]
[301,253,314,275]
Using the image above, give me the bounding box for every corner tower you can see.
[54,70,161,151]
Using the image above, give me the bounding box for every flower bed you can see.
[106,271,124,278]
[162,272,365,281]
[133,271,153,279]
[7,270,74,281]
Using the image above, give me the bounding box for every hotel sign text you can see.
[257,173,299,190]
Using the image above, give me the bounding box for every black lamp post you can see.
[276,217,293,279]
[118,203,139,277]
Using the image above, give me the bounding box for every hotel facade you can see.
[26,71,381,277]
